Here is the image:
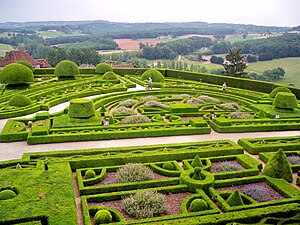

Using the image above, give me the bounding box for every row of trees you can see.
[141,37,212,60]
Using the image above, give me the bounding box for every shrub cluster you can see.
[116,163,154,183]
[68,98,96,118]
[113,106,134,115]
[220,102,241,111]
[144,100,169,108]
[143,95,157,101]
[120,115,151,124]
[95,63,113,74]
[198,95,220,103]
[122,190,167,219]
[229,112,254,119]
[273,92,297,109]
[141,69,165,82]
[187,98,205,106]
[172,94,190,99]
[162,162,175,170]
[8,95,31,107]
[119,99,138,108]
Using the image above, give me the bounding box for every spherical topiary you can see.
[54,60,79,78]
[0,189,17,200]
[0,63,34,85]
[270,87,292,98]
[16,60,34,71]
[189,199,208,212]
[85,169,96,179]
[141,69,165,82]
[273,92,298,109]
[68,98,96,118]
[102,71,118,80]
[8,94,31,107]
[162,162,175,170]
[95,63,113,74]
[94,209,112,225]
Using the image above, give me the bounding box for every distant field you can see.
[225,35,257,44]
[183,60,222,72]
[97,49,139,55]
[114,38,163,50]
[247,57,300,87]
[0,43,14,57]
[37,31,86,39]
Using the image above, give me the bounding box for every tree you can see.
[223,48,247,77]
[210,55,224,64]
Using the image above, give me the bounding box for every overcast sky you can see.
[0,0,299,27]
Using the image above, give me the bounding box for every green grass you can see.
[37,31,86,39]
[225,35,257,44]
[97,49,139,55]
[183,60,222,72]
[247,57,300,87]
[0,43,14,57]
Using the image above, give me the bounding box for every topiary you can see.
[270,87,292,98]
[273,92,297,109]
[226,190,244,206]
[8,94,31,107]
[262,149,293,182]
[85,169,96,179]
[122,190,167,219]
[102,71,119,81]
[54,60,79,78]
[191,155,203,168]
[94,209,112,224]
[141,69,165,82]
[189,199,208,212]
[16,60,34,71]
[191,167,204,180]
[0,189,17,200]
[162,162,175,170]
[68,98,96,119]
[95,63,113,74]
[116,163,154,183]
[0,63,34,85]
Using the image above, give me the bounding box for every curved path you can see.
[0,84,299,162]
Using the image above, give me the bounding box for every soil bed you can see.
[211,160,244,173]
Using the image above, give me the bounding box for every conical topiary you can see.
[191,167,204,180]
[226,190,243,206]
[262,149,293,182]
[191,155,203,168]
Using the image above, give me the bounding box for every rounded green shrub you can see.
[116,163,154,183]
[141,69,165,82]
[273,92,297,109]
[68,98,96,118]
[162,162,175,170]
[122,190,167,219]
[0,189,17,200]
[0,63,34,85]
[102,71,118,80]
[16,60,34,71]
[54,60,79,78]
[189,199,208,212]
[95,63,113,74]
[94,209,112,225]
[8,95,31,107]
[270,87,292,98]
[85,169,96,179]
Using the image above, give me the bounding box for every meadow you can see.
[0,43,14,57]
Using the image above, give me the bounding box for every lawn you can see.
[247,57,300,87]
[0,43,14,57]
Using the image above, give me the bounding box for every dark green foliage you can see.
[223,48,247,77]
[141,69,165,82]
[8,95,31,107]
[210,55,224,64]
[162,162,175,170]
[189,199,208,212]
[0,63,34,85]
[122,190,167,219]
[263,149,293,182]
[0,189,17,200]
[192,167,204,180]
[226,190,244,206]
[94,209,112,224]
[191,155,203,168]
[54,60,79,78]
[95,63,113,74]
[102,71,118,80]
[68,98,96,118]
[85,169,96,179]
[270,87,292,98]
[273,92,298,109]
[16,60,34,71]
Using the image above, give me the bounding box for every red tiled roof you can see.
[0,50,51,68]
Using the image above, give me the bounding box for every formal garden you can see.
[0,61,300,224]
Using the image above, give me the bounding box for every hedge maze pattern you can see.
[1,68,300,224]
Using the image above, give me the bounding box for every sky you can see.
[0,0,299,27]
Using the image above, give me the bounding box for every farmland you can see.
[37,30,87,39]
[0,43,14,57]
